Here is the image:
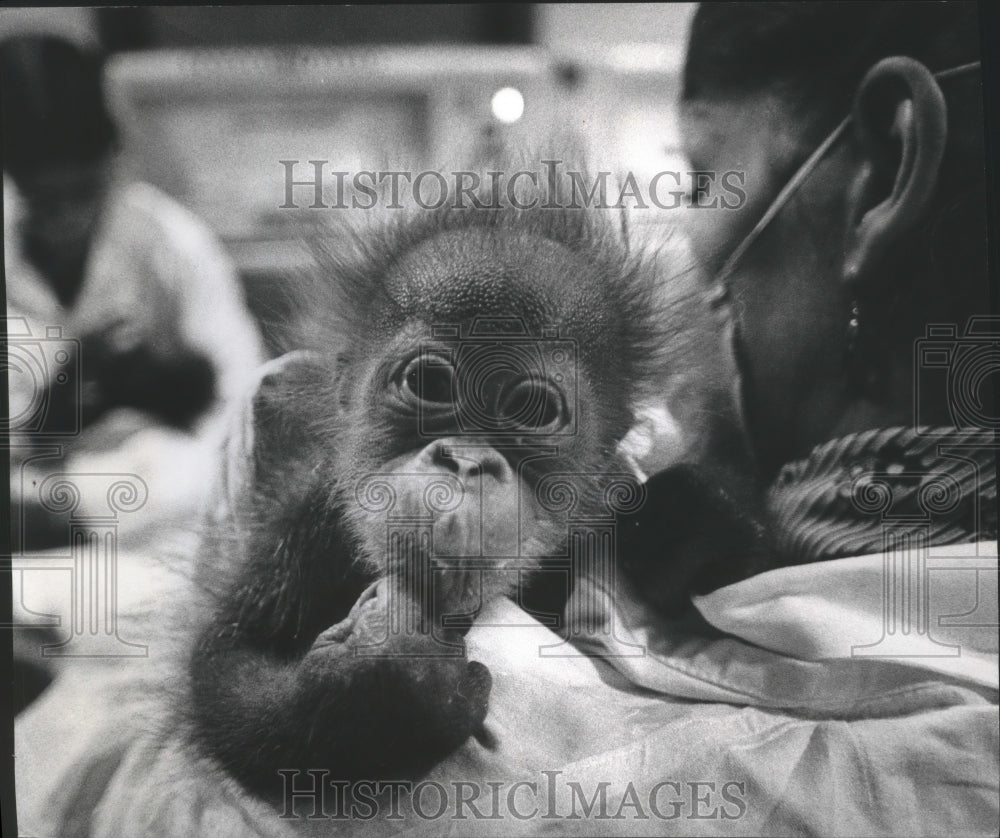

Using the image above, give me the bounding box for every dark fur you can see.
[184,180,768,801]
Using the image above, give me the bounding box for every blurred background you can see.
[4,4,717,712]
[1,4,696,355]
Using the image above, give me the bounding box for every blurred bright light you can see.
[491,87,524,124]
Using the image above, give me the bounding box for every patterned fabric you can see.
[767,426,998,563]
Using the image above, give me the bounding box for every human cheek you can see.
[681,172,770,290]
[681,202,727,275]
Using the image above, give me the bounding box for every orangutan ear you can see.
[220,350,329,513]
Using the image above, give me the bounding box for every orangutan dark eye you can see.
[495,376,567,432]
[399,355,455,405]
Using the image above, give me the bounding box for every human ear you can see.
[842,56,948,288]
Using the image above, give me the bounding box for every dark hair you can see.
[0,35,118,180]
[684,2,981,137]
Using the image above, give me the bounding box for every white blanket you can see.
[15,542,998,837]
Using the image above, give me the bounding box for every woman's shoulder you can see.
[111,181,220,251]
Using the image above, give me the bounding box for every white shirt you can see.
[5,176,265,536]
